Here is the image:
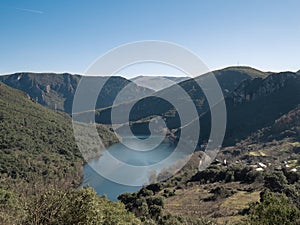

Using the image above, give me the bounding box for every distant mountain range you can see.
[0,73,154,114]
[0,66,269,115]
[1,66,300,224]
[130,76,189,91]
[91,67,300,147]
[93,66,271,128]
[1,66,299,147]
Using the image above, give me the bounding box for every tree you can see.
[264,171,288,192]
[246,190,300,225]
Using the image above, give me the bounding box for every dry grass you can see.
[163,182,261,224]
[221,191,260,212]
[249,150,267,157]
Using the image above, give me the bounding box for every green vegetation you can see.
[190,164,262,184]
[0,82,82,190]
[118,157,300,224]
[118,186,213,225]
[0,83,133,224]
[205,186,236,201]
[246,191,300,225]
[1,69,300,224]
[1,187,140,225]
[0,82,119,190]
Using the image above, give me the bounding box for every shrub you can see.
[24,187,140,225]
[205,186,236,201]
[246,190,300,225]
[264,171,288,192]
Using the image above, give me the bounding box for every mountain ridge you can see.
[0,73,154,114]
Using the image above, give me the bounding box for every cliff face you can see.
[0,73,80,113]
[194,72,300,146]
[232,72,298,104]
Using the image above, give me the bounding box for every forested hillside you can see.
[0,82,136,225]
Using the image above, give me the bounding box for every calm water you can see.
[82,136,182,201]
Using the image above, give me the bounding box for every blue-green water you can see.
[82,136,180,201]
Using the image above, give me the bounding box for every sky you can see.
[0,0,300,76]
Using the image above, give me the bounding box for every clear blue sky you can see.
[1,0,300,75]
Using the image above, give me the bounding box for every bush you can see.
[146,183,163,194]
[246,190,300,225]
[138,187,154,198]
[24,187,140,225]
[190,164,262,184]
[119,192,164,221]
[264,171,288,192]
[163,189,176,198]
[0,188,25,224]
[205,186,236,201]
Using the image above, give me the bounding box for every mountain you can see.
[221,71,300,145]
[176,71,300,147]
[211,66,270,93]
[0,73,154,114]
[0,67,267,122]
[130,75,189,91]
[95,69,300,148]
[248,104,300,143]
[2,67,300,224]
[115,69,300,224]
[0,82,118,192]
[214,104,300,169]
[93,66,269,131]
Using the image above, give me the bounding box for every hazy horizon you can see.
[1,64,299,79]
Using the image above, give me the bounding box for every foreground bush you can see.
[246,190,300,225]
[1,187,140,225]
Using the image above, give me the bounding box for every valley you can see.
[1,66,300,224]
[2,1,299,224]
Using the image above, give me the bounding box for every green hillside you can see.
[0,83,141,224]
[0,82,118,191]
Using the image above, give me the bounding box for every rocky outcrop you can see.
[232,72,298,104]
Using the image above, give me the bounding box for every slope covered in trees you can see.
[0,81,122,189]
[0,83,143,224]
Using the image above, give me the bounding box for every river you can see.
[82,136,183,201]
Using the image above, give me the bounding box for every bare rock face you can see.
[46,84,51,93]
